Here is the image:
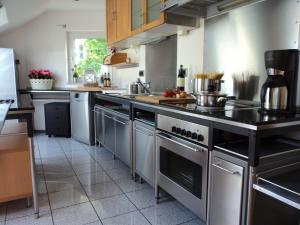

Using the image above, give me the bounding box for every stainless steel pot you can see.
[194,79,224,93]
[191,92,236,107]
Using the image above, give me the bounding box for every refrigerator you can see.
[0,48,19,108]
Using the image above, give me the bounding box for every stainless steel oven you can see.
[155,114,209,221]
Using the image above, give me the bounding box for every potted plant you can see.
[28,69,54,90]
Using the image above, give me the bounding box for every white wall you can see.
[177,19,205,93]
[0,10,104,88]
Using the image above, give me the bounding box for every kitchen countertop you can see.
[19,86,118,94]
[96,93,300,131]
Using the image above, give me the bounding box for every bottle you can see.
[100,74,104,86]
[177,65,185,92]
[107,73,111,87]
[103,73,107,87]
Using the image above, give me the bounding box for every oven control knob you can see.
[197,134,204,142]
[181,129,187,136]
[186,131,192,138]
[172,126,176,133]
[192,132,197,140]
[176,128,181,134]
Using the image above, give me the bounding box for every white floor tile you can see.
[78,171,111,186]
[5,211,53,225]
[98,159,126,171]
[92,194,136,219]
[52,202,98,225]
[49,187,89,209]
[102,211,151,225]
[46,176,81,193]
[84,182,122,200]
[115,177,149,193]
[73,163,104,175]
[6,195,50,220]
[141,201,195,225]
[126,188,156,209]
[106,167,131,180]
[181,219,206,225]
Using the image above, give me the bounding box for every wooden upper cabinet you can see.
[144,0,165,31]
[116,0,130,40]
[106,0,165,45]
[106,0,131,45]
[106,0,117,45]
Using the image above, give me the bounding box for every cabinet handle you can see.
[212,163,240,175]
[104,115,114,119]
[134,127,153,136]
[115,119,129,125]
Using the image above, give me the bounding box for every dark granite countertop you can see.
[95,93,300,130]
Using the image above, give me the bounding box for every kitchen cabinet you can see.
[144,0,165,31]
[131,0,164,33]
[133,120,155,186]
[208,151,247,225]
[115,115,131,166]
[94,107,104,144]
[104,112,116,154]
[106,0,130,45]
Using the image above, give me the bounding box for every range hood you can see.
[161,0,266,19]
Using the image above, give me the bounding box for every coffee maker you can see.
[261,49,300,114]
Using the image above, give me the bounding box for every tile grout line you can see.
[56,139,104,225]
[35,135,55,225]
[80,143,155,225]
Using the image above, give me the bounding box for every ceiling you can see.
[0,0,105,34]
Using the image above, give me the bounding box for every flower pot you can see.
[30,79,53,90]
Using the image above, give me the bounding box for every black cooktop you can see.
[162,101,300,126]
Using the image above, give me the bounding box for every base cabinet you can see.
[208,151,248,225]
[115,116,131,166]
[94,108,104,144]
[103,112,116,154]
[133,121,155,186]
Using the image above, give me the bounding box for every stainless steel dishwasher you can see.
[70,92,94,145]
[133,120,156,186]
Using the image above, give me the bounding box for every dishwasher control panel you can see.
[157,114,209,146]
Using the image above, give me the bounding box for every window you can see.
[68,32,108,83]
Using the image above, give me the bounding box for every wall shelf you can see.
[107,63,139,69]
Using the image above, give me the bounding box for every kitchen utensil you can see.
[191,92,235,107]
[135,95,195,104]
[261,49,299,114]
[194,79,224,92]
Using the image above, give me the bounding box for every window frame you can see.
[67,31,106,83]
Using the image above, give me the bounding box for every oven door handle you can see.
[156,133,204,153]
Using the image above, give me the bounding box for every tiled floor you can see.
[0,134,205,225]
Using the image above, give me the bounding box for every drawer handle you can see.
[115,119,129,125]
[135,127,153,137]
[104,115,114,119]
[212,163,240,175]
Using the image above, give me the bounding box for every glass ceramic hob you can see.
[162,101,300,126]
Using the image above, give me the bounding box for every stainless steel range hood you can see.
[161,0,267,19]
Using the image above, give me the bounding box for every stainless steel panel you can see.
[209,156,244,225]
[133,121,156,186]
[157,114,209,146]
[71,92,91,144]
[104,112,116,153]
[263,86,288,110]
[204,0,300,102]
[115,116,131,166]
[94,107,104,144]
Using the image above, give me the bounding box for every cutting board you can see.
[135,95,195,104]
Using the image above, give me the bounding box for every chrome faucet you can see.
[136,78,151,94]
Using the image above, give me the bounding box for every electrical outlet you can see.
[139,70,144,77]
